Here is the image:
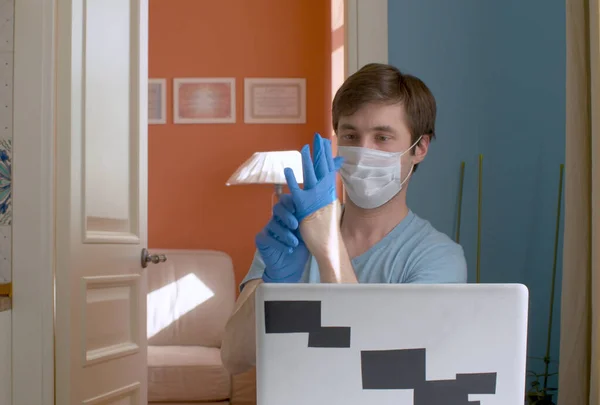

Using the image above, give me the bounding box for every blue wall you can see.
[388,0,565,393]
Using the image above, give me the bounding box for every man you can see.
[221,63,467,374]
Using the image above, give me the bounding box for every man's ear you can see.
[412,135,430,165]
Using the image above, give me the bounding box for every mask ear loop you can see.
[400,164,414,187]
[398,135,423,186]
[399,135,424,157]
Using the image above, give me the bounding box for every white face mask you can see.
[337,137,422,209]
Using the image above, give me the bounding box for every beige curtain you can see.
[560,0,600,403]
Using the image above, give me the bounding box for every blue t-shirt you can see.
[241,210,467,289]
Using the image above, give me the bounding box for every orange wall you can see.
[148,0,332,286]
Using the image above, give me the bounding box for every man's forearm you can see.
[314,228,358,283]
[221,279,262,375]
[300,201,358,284]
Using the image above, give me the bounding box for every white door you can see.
[54,0,150,403]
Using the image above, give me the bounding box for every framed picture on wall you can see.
[244,78,306,124]
[173,77,236,124]
[148,78,167,124]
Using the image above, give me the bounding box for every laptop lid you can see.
[255,283,528,405]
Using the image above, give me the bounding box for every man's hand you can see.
[298,200,343,259]
[284,133,343,221]
[284,133,345,261]
[255,194,310,283]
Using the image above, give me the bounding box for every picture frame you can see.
[244,78,306,124]
[173,77,236,124]
[148,78,167,124]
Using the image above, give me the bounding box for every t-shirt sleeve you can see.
[404,240,468,284]
[240,249,266,291]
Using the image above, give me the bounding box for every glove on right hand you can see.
[255,194,310,283]
[284,133,344,222]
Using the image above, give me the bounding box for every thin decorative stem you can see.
[476,155,483,283]
[543,164,564,390]
[456,161,466,243]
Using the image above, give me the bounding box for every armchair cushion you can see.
[147,249,235,347]
[148,345,231,402]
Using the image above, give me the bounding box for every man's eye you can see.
[376,135,390,141]
[342,134,357,141]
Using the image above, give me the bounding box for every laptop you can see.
[255,283,528,405]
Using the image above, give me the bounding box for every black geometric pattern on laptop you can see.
[263,300,498,405]
[362,348,497,405]
[264,300,351,348]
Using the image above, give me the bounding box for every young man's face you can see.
[336,102,429,164]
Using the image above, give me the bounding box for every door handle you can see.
[141,248,167,268]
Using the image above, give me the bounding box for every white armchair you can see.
[146,249,255,404]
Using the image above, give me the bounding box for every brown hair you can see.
[332,63,437,151]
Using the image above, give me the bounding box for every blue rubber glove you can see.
[255,194,310,283]
[284,133,344,222]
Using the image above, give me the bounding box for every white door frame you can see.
[10,1,387,404]
[346,0,388,74]
[12,0,55,404]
